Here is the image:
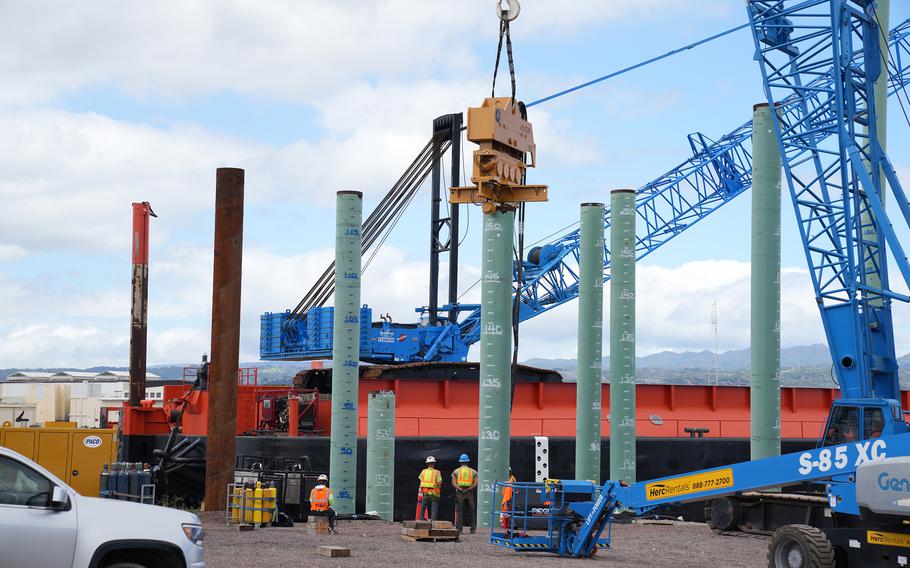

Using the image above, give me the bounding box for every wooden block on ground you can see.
[400,534,460,543]
[431,521,453,529]
[310,524,330,535]
[429,528,460,538]
[238,524,254,532]
[317,546,350,558]
[405,528,430,538]
[402,520,431,529]
[309,516,329,524]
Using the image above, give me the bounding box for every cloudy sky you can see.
[1,1,908,368]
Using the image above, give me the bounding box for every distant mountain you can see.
[1,345,905,388]
[524,344,834,372]
[781,344,835,367]
[523,357,577,370]
[523,344,909,388]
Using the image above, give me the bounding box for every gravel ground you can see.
[200,513,769,567]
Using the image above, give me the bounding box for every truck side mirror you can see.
[50,486,71,511]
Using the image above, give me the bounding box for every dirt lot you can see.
[200,513,769,567]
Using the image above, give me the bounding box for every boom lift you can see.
[489,1,910,565]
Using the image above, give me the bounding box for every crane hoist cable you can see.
[286,134,451,321]
[490,1,526,409]
[527,22,751,108]
[492,0,519,104]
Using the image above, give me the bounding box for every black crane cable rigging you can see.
[491,3,524,407]
[492,11,517,104]
[287,134,452,321]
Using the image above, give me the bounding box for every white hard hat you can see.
[426,456,436,464]
[318,474,328,482]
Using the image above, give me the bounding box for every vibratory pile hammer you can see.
[449,96,547,211]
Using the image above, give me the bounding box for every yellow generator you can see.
[0,426,118,496]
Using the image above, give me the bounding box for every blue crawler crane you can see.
[260,10,910,367]
[491,1,910,566]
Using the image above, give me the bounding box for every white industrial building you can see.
[0,370,177,428]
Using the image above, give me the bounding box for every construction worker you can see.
[500,467,517,532]
[451,453,477,533]
[309,474,337,533]
[418,456,443,521]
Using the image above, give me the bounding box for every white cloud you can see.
[0,1,725,106]
[519,260,831,360]
[0,241,482,367]
[7,0,882,371]
[1,251,906,368]
[0,109,266,254]
[0,71,600,256]
[0,245,26,262]
[0,324,122,368]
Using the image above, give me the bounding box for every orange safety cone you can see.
[415,490,430,520]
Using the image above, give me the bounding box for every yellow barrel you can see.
[230,485,241,523]
[243,486,254,523]
[264,484,276,524]
[253,481,263,524]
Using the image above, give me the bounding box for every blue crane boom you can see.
[749,0,910,403]
[260,13,910,364]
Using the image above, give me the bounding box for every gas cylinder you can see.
[100,463,110,498]
[116,462,130,500]
[253,481,263,524]
[128,463,140,502]
[110,463,120,499]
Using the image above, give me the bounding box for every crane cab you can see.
[820,399,909,447]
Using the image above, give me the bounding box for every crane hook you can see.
[496,0,520,22]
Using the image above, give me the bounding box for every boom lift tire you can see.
[706,497,741,531]
[768,525,836,568]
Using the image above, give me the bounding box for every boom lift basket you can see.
[490,480,616,557]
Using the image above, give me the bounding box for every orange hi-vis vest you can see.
[310,486,330,511]
[455,466,476,488]
[419,467,442,496]
[501,474,517,506]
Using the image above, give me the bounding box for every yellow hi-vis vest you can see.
[455,466,476,488]
[419,467,442,496]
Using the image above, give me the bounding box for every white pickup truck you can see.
[0,446,204,567]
